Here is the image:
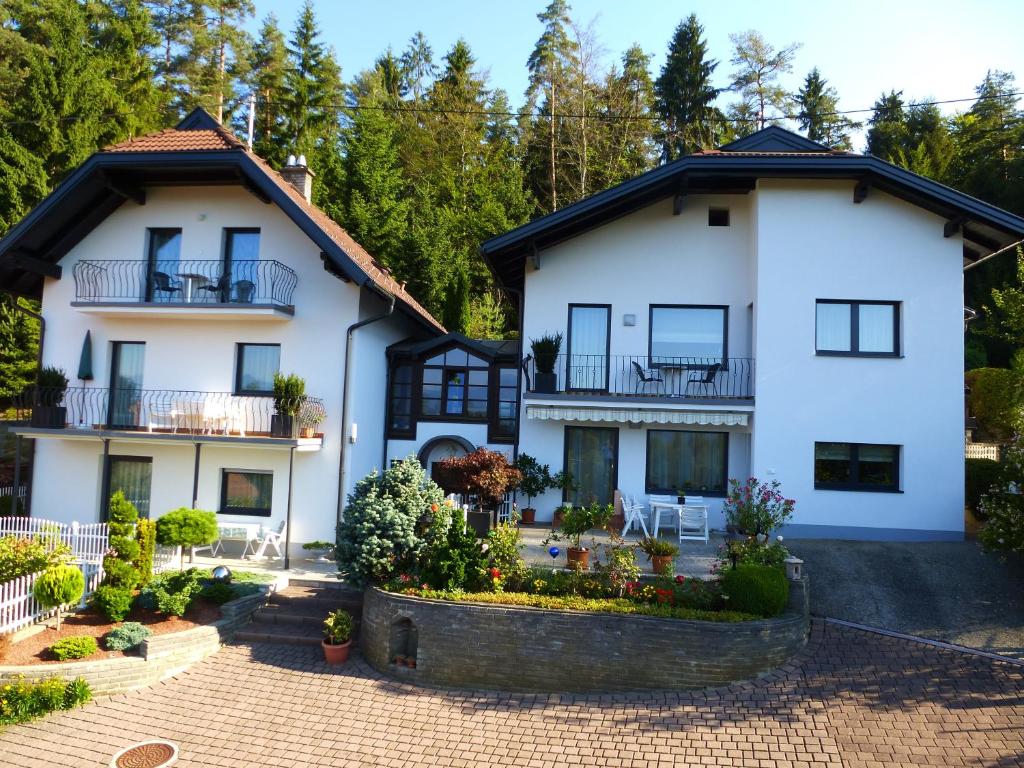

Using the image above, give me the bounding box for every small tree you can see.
[134,518,157,586]
[435,448,522,512]
[722,477,795,536]
[33,565,85,631]
[513,454,555,510]
[155,509,218,568]
[102,491,141,590]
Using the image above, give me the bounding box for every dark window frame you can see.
[648,304,729,367]
[562,425,619,506]
[144,227,182,302]
[488,363,518,443]
[386,361,417,439]
[221,227,261,301]
[644,429,729,497]
[708,208,730,227]
[419,346,490,423]
[813,441,901,493]
[815,299,901,358]
[234,342,280,396]
[566,303,612,393]
[219,468,274,517]
[103,455,153,521]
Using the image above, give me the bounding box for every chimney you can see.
[281,154,315,202]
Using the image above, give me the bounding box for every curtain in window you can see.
[568,306,608,389]
[223,471,273,514]
[645,431,726,494]
[148,230,182,302]
[108,458,152,518]
[110,342,145,428]
[565,427,616,506]
[238,345,280,393]
[858,304,894,353]
[814,442,851,484]
[815,303,851,351]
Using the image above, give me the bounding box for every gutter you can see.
[336,288,396,527]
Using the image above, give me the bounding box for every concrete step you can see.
[286,577,353,590]
[269,590,363,612]
[234,623,325,647]
[252,604,362,628]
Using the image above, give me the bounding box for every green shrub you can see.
[723,477,795,536]
[966,458,1003,516]
[335,457,445,587]
[719,564,789,618]
[104,622,151,652]
[32,565,85,630]
[979,434,1024,554]
[714,539,790,573]
[0,534,71,582]
[199,581,235,604]
[102,492,141,590]
[420,513,487,591]
[49,636,98,661]
[639,536,679,558]
[323,608,352,644]
[486,522,529,590]
[0,676,91,725]
[966,367,1021,442]
[90,585,134,622]
[138,569,203,616]
[155,508,218,567]
[134,518,157,586]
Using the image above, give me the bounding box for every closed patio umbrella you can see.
[77,330,93,381]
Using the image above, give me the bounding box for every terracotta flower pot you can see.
[651,554,674,575]
[552,509,565,528]
[322,638,351,664]
[566,547,589,570]
[521,507,536,525]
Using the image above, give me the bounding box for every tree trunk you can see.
[549,80,558,212]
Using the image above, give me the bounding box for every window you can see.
[814,442,900,492]
[104,456,152,520]
[235,343,280,395]
[564,426,618,506]
[708,208,730,227]
[220,469,273,516]
[816,300,899,356]
[645,430,728,496]
[649,305,727,363]
[222,229,260,301]
[421,347,488,420]
[146,228,182,302]
[490,366,517,442]
[387,363,414,436]
[567,304,610,390]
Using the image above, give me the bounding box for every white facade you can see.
[516,181,965,540]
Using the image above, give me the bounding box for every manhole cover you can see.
[110,740,178,768]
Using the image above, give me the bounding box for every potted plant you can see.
[550,471,576,526]
[559,502,613,570]
[302,540,334,562]
[297,398,325,439]
[434,448,522,533]
[676,488,686,505]
[639,536,679,575]
[530,333,562,394]
[514,454,555,525]
[31,366,69,428]
[271,372,305,437]
[322,608,353,664]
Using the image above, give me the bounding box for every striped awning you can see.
[525,404,749,427]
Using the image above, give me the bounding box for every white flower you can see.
[776,535,784,543]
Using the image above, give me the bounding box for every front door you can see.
[108,342,145,429]
[105,456,153,519]
[564,426,618,506]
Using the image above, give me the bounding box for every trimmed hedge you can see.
[719,564,789,618]
[966,458,1003,516]
[50,636,98,661]
[90,585,134,622]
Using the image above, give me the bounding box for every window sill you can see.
[814,351,902,359]
[218,509,273,517]
[813,485,903,494]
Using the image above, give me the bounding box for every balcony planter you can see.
[270,414,297,438]
[31,406,67,429]
[533,372,557,394]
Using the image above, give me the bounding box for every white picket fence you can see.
[0,562,104,635]
[153,544,182,574]
[0,485,27,499]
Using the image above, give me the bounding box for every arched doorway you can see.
[417,435,475,489]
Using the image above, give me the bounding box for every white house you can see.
[0,109,457,562]
[480,126,1024,541]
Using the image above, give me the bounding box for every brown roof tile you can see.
[105,127,244,152]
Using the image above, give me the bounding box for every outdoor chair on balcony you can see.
[151,271,182,299]
[631,361,664,395]
[233,280,255,303]
[684,362,722,397]
[679,496,709,544]
[199,275,230,302]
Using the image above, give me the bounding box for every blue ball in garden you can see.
[211,565,232,583]
[548,546,560,560]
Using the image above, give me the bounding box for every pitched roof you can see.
[0,108,444,333]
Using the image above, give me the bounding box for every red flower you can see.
[489,567,502,579]
[431,503,439,512]
[675,575,685,584]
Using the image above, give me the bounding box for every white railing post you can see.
[70,520,81,561]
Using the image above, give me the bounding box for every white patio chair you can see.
[621,495,650,537]
[246,520,286,560]
[146,403,183,433]
[648,494,678,537]
[679,496,709,544]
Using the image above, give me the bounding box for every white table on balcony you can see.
[649,496,710,542]
[176,273,210,302]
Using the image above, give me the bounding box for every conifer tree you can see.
[654,15,723,159]
[727,30,800,133]
[246,13,289,166]
[866,90,908,160]
[795,67,858,149]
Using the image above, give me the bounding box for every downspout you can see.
[336,289,396,527]
[504,286,525,462]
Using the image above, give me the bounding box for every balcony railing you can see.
[524,355,754,400]
[14,387,326,438]
[72,259,298,307]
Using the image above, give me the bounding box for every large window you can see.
[567,304,610,391]
[105,456,152,520]
[564,426,618,506]
[222,228,260,302]
[145,228,182,302]
[645,430,728,496]
[220,469,273,516]
[235,343,280,395]
[649,305,727,363]
[814,442,900,492]
[387,363,414,436]
[816,300,899,356]
[421,348,488,419]
[490,366,517,442]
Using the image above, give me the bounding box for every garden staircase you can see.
[234,579,363,647]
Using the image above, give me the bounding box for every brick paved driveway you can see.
[1,621,1021,768]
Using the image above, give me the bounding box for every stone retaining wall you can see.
[0,590,267,696]
[361,579,809,692]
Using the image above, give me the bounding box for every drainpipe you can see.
[505,286,525,463]
[3,293,45,515]
[336,289,396,527]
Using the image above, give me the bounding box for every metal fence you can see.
[14,386,326,437]
[72,259,298,307]
[524,355,755,399]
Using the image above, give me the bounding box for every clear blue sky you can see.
[252,0,1024,148]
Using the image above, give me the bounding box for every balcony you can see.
[524,355,754,402]
[71,259,297,320]
[11,387,326,449]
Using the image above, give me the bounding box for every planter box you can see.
[466,510,490,539]
[270,414,296,438]
[533,372,557,394]
[30,405,67,429]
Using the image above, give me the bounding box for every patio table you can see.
[206,523,261,557]
[176,272,209,302]
[649,500,710,538]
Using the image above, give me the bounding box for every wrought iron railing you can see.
[72,259,298,307]
[14,387,326,437]
[523,355,754,399]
